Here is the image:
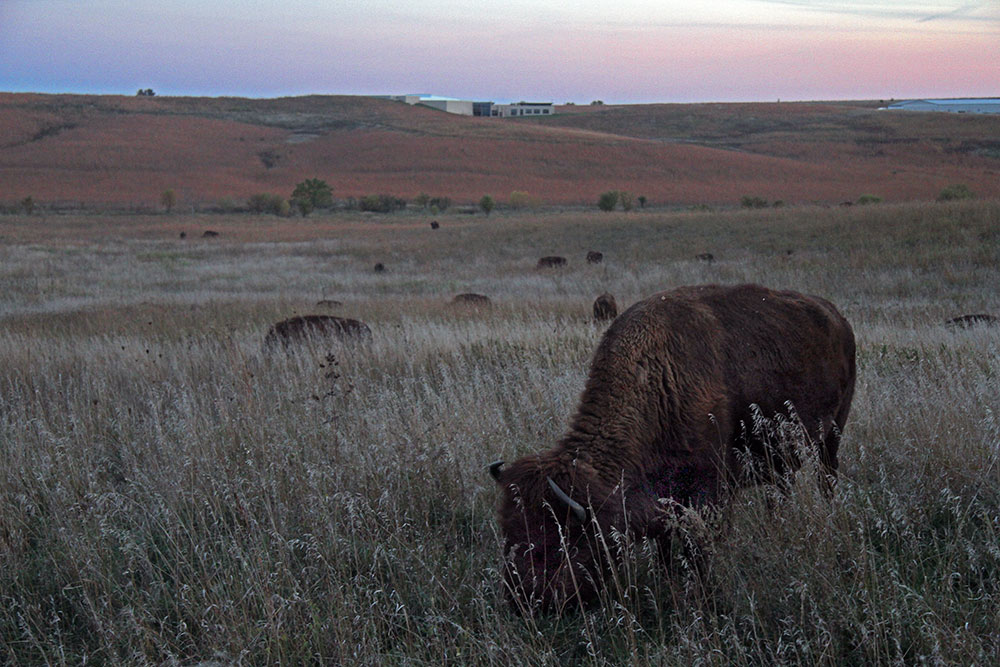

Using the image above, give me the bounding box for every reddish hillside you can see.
[1,93,998,208]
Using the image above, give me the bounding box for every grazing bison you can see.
[373,263,386,273]
[316,299,343,309]
[593,292,618,322]
[179,231,187,239]
[263,315,372,349]
[586,251,604,264]
[202,230,220,238]
[945,313,997,329]
[537,256,567,269]
[430,220,440,229]
[451,293,492,308]
[489,284,855,612]
[695,252,714,262]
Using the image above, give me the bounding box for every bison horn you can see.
[547,478,587,522]
[488,460,504,481]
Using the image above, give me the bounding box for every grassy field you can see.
[1,200,998,664]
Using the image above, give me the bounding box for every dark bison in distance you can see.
[537,256,567,269]
[263,315,372,349]
[450,293,492,308]
[586,251,603,264]
[592,292,618,321]
[945,313,997,329]
[490,284,856,612]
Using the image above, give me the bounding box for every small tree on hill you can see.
[291,178,333,216]
[597,190,619,212]
[479,195,495,216]
[160,189,177,213]
[637,195,647,209]
[619,191,635,211]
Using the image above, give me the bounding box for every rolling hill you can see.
[1,93,998,209]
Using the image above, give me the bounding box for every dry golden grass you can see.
[1,200,998,664]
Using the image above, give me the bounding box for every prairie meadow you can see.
[1,200,998,664]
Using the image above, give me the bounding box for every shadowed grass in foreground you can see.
[1,201,998,664]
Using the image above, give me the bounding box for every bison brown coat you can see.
[593,292,618,322]
[263,315,372,349]
[491,284,855,612]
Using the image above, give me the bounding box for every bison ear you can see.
[488,460,505,482]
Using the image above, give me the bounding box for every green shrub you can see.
[619,191,635,212]
[857,194,882,205]
[937,184,975,202]
[291,178,333,216]
[160,189,177,213]
[597,190,620,212]
[741,195,770,209]
[479,195,495,216]
[359,194,407,213]
[429,196,450,212]
[247,193,286,215]
[509,191,534,209]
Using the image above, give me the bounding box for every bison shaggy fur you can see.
[586,251,603,264]
[263,315,372,349]
[593,292,618,322]
[491,284,855,612]
[537,256,567,269]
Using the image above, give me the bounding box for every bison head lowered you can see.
[488,283,857,614]
[489,458,622,612]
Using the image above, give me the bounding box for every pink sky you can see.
[1,1,997,102]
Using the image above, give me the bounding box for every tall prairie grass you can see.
[1,201,998,664]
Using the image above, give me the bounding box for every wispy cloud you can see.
[753,0,1000,24]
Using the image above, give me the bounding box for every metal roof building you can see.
[885,98,1000,114]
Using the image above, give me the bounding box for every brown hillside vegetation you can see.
[1,93,998,208]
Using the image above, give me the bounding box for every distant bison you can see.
[695,252,714,262]
[586,251,603,264]
[490,284,856,612]
[179,231,187,239]
[537,256,567,269]
[430,221,440,229]
[263,315,372,349]
[945,313,997,329]
[451,293,492,308]
[315,299,343,309]
[592,292,618,321]
[374,263,386,273]
[202,230,220,238]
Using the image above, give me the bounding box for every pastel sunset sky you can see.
[1,0,997,102]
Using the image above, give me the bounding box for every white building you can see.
[885,98,1000,114]
[490,102,554,117]
[381,94,474,115]
[379,95,554,118]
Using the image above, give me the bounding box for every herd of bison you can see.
[249,235,994,615]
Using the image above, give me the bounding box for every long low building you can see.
[380,94,554,117]
[886,98,1000,114]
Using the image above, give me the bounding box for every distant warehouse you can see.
[379,94,554,117]
[885,98,1000,114]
